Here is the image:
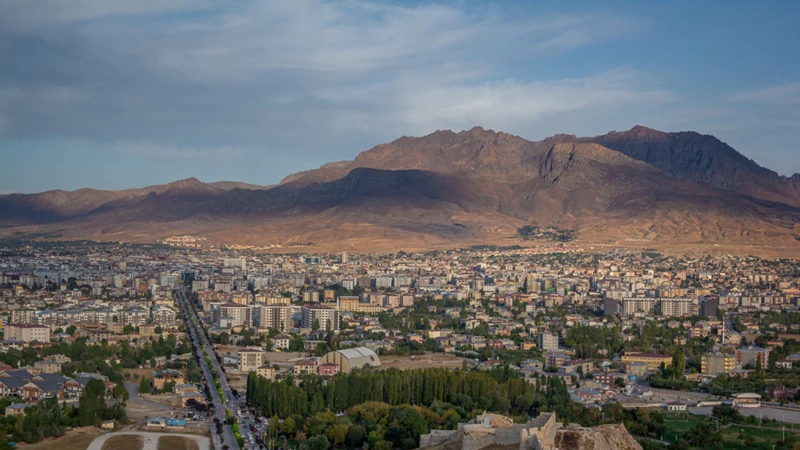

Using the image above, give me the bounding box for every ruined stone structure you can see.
[419,412,641,450]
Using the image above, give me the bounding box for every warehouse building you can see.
[321,347,381,373]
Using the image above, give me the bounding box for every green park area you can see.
[660,415,798,450]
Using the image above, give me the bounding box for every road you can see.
[87,431,210,450]
[176,288,240,450]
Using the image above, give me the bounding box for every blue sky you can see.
[1,0,798,193]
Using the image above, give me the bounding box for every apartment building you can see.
[620,352,672,371]
[538,332,559,352]
[237,349,264,372]
[701,352,736,375]
[4,323,50,344]
[253,305,293,332]
[301,305,340,332]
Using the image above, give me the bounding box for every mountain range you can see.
[2,126,800,252]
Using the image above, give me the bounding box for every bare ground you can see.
[16,427,103,450]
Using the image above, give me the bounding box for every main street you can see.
[176,288,240,449]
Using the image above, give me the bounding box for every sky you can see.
[0,0,799,193]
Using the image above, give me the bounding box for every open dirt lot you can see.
[157,436,200,450]
[17,427,103,450]
[101,434,143,450]
[89,432,209,450]
[379,353,471,370]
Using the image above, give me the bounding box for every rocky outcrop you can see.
[419,413,641,450]
[553,423,642,450]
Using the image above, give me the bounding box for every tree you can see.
[78,378,106,427]
[326,424,350,446]
[219,332,230,345]
[305,435,330,450]
[672,349,686,380]
[139,377,152,394]
[112,384,129,403]
[347,425,367,447]
[313,318,321,331]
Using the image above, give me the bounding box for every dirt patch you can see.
[102,434,143,450]
[17,427,103,450]
[158,436,200,450]
[123,368,153,381]
[379,353,469,371]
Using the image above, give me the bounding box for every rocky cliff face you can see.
[587,125,800,206]
[553,424,642,450]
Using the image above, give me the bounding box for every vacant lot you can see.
[380,353,472,370]
[102,435,143,450]
[18,427,102,450]
[158,436,199,450]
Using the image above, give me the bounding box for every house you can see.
[293,359,319,375]
[34,360,62,374]
[4,403,27,416]
[318,363,340,376]
[256,366,276,380]
[179,391,204,407]
[667,401,687,412]
[173,384,199,396]
[776,358,793,369]
[273,334,291,350]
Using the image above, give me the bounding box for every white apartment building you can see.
[254,305,293,332]
[237,349,263,372]
[301,305,340,332]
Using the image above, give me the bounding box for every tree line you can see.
[247,367,549,420]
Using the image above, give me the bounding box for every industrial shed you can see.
[321,347,381,373]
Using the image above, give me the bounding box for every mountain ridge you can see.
[1,126,799,251]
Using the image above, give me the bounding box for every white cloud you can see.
[731,82,800,104]
[112,142,249,160]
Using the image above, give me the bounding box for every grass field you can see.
[18,427,102,450]
[101,435,143,450]
[158,436,199,450]
[663,418,795,449]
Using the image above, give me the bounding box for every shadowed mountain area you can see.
[2,126,799,250]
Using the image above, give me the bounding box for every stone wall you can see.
[420,430,460,448]
[419,412,640,450]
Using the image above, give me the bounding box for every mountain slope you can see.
[586,125,800,206]
[1,126,799,250]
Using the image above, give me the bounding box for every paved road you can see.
[87,431,210,450]
[176,288,239,450]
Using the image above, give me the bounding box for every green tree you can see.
[306,435,330,450]
[347,425,367,447]
[139,377,151,394]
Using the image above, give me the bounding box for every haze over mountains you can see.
[2,126,800,251]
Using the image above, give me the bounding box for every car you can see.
[146,438,152,443]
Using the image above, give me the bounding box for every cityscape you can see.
[1,1,799,450]
[0,241,798,449]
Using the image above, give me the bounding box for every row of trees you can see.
[247,367,539,419]
[249,373,582,450]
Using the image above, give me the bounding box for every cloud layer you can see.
[0,0,798,191]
